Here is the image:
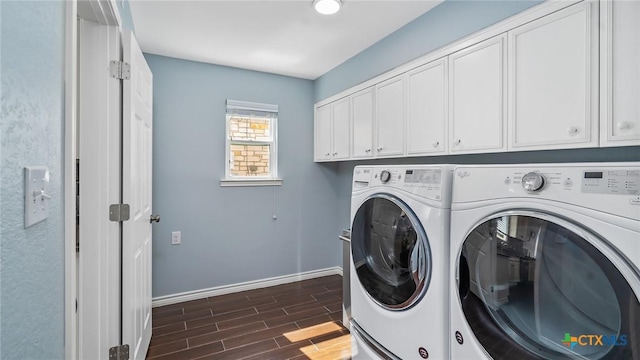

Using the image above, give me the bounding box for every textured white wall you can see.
[1,1,66,358]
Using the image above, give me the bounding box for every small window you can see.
[222,100,280,186]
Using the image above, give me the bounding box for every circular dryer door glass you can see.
[456,214,640,360]
[351,195,431,310]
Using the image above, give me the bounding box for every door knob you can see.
[150,214,161,223]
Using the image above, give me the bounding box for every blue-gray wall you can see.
[1,1,66,358]
[147,54,341,297]
[314,0,542,101]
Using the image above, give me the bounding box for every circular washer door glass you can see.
[457,213,640,359]
[351,195,431,310]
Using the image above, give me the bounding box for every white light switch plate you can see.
[24,166,50,228]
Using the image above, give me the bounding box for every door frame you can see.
[66,0,124,358]
[64,1,77,358]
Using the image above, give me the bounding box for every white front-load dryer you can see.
[349,165,454,360]
[449,163,640,360]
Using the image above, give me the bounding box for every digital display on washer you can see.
[584,171,603,179]
[582,169,640,195]
[405,169,441,184]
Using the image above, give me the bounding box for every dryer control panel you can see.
[452,163,640,220]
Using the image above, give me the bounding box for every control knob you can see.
[380,170,391,184]
[521,172,545,192]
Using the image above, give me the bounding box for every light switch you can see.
[24,166,51,228]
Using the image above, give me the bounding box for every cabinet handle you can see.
[325,152,330,156]
[454,139,461,146]
[333,152,338,156]
[365,149,371,153]
[617,122,632,131]
[377,147,383,152]
[568,127,579,135]
[433,141,440,148]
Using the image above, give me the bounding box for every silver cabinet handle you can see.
[333,152,338,156]
[433,141,440,148]
[364,149,371,153]
[150,214,161,223]
[454,139,461,146]
[377,147,383,152]
[325,152,330,156]
[617,122,632,131]
[568,126,579,135]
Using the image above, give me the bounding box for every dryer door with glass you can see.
[456,212,640,360]
[351,194,431,311]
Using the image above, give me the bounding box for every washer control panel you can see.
[581,170,640,195]
[360,166,450,202]
[372,168,442,188]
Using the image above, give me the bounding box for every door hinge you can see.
[109,344,130,360]
[109,204,130,222]
[110,60,131,80]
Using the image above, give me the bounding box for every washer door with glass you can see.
[457,212,640,360]
[351,194,431,311]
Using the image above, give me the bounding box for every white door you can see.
[600,0,640,147]
[351,87,374,159]
[407,58,447,156]
[508,2,598,151]
[332,97,351,160]
[449,35,506,154]
[376,77,405,157]
[122,30,153,360]
[314,104,332,161]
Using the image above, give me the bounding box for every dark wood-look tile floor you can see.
[147,275,351,360]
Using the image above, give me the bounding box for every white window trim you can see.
[222,100,281,187]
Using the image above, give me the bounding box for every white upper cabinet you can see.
[508,2,598,151]
[406,58,447,156]
[352,87,375,159]
[449,35,506,154]
[332,97,351,160]
[376,76,405,157]
[314,98,351,162]
[314,104,332,161]
[600,0,640,147]
[313,1,630,162]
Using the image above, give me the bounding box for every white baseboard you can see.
[152,266,343,308]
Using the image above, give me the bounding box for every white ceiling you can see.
[129,0,443,79]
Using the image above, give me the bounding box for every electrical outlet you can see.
[171,231,181,245]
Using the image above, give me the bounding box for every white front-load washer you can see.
[349,165,454,360]
[449,163,640,360]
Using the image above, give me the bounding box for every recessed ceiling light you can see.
[313,0,342,15]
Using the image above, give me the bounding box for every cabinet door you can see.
[314,104,332,161]
[449,35,506,154]
[332,97,351,160]
[352,87,375,158]
[376,77,405,157]
[407,58,447,156]
[508,2,598,151]
[601,0,640,147]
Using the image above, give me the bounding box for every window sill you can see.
[220,178,283,187]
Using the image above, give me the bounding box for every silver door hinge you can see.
[109,344,130,360]
[109,204,130,222]
[110,60,131,80]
